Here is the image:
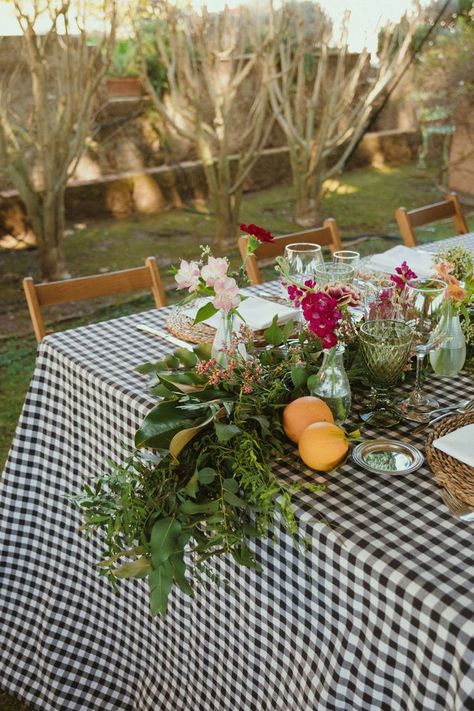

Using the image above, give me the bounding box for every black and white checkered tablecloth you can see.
[1,251,474,710]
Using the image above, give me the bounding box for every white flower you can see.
[201,257,229,287]
[213,277,241,312]
[175,260,201,292]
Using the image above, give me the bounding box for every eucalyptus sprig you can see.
[77,320,324,616]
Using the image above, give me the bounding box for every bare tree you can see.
[266,4,420,227]
[0,1,116,280]
[137,4,274,247]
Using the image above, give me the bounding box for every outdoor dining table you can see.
[1,236,473,711]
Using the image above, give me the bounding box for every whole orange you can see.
[298,421,349,472]
[282,396,334,443]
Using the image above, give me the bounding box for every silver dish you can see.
[352,439,424,475]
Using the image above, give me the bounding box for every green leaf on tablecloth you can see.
[149,562,174,617]
[149,383,174,398]
[231,543,262,570]
[169,552,194,596]
[150,517,182,568]
[114,558,151,579]
[263,315,285,345]
[183,471,199,498]
[135,400,209,449]
[169,412,215,460]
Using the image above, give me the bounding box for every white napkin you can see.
[184,295,296,331]
[433,424,474,468]
[368,245,435,277]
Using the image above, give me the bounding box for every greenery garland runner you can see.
[78,321,327,616]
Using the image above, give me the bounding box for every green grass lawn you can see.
[0,162,472,709]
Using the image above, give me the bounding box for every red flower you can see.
[240,223,275,243]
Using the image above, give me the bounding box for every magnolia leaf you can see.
[150,517,182,569]
[135,359,168,374]
[169,412,215,460]
[180,499,221,515]
[194,301,218,324]
[149,383,173,398]
[164,354,180,369]
[149,562,174,617]
[135,400,207,449]
[214,422,241,443]
[198,467,217,484]
[113,558,151,579]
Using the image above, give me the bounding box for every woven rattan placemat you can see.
[425,412,474,506]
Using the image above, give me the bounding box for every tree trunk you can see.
[214,191,239,248]
[294,174,323,227]
[31,189,70,281]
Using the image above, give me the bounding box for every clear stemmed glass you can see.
[281,243,324,303]
[332,250,360,273]
[363,278,400,321]
[399,278,448,421]
[359,320,413,427]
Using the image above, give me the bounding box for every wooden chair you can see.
[238,218,343,285]
[395,193,469,248]
[23,256,167,342]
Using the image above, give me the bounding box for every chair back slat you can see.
[395,193,469,247]
[23,256,167,342]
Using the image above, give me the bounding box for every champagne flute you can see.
[399,278,448,421]
[332,250,360,274]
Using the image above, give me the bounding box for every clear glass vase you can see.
[211,311,246,367]
[310,344,351,424]
[429,300,466,377]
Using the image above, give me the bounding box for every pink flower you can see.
[201,257,229,287]
[213,277,241,312]
[175,260,201,292]
[300,291,342,346]
[390,261,417,290]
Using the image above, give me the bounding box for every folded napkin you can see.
[433,424,474,468]
[184,295,296,332]
[368,245,435,277]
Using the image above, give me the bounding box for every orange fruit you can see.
[283,396,334,444]
[298,422,349,472]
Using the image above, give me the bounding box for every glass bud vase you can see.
[310,344,351,424]
[429,301,466,377]
[211,311,246,367]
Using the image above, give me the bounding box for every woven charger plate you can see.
[425,412,474,506]
[165,296,292,345]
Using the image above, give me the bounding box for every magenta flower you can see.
[390,261,417,290]
[240,223,275,243]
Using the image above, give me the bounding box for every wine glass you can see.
[281,242,323,303]
[314,262,355,286]
[332,250,360,273]
[359,320,413,427]
[399,278,448,421]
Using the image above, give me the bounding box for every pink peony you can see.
[201,256,229,287]
[175,260,201,292]
[321,282,361,307]
[213,277,241,312]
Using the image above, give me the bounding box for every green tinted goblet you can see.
[359,320,413,427]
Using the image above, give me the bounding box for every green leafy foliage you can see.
[77,327,326,616]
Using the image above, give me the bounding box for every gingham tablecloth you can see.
[1,247,474,711]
